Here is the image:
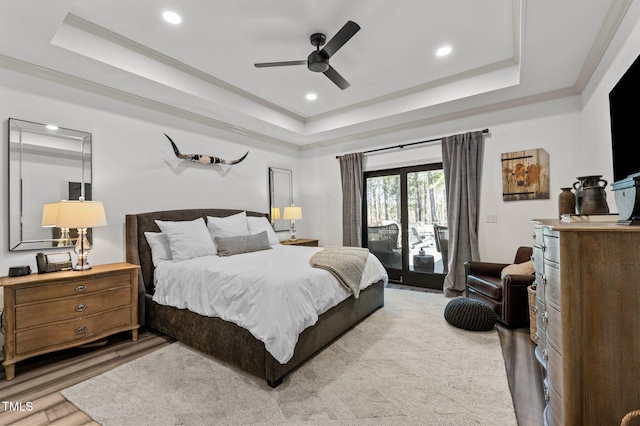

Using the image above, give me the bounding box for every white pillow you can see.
[155,218,216,262]
[247,216,279,245]
[206,211,250,240]
[144,232,172,266]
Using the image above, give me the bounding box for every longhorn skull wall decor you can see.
[164,134,249,165]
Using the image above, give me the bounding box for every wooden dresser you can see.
[532,220,640,425]
[1,262,139,380]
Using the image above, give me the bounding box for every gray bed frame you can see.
[125,208,385,387]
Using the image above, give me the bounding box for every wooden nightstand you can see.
[0,262,140,381]
[280,239,319,247]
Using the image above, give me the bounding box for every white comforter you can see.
[152,244,388,364]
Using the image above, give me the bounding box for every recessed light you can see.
[163,11,182,24]
[306,93,318,101]
[46,125,58,131]
[436,46,452,57]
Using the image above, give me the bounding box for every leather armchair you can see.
[464,246,534,328]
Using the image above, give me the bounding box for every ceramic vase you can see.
[558,187,576,218]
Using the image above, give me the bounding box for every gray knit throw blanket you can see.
[310,247,370,298]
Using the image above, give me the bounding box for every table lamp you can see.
[282,206,302,241]
[42,201,71,247]
[270,207,281,225]
[55,198,107,270]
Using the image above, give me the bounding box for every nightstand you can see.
[280,239,319,247]
[1,262,140,381]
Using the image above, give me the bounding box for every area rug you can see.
[62,288,517,425]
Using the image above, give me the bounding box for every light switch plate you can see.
[486,213,498,223]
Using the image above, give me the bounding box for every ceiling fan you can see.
[254,20,360,90]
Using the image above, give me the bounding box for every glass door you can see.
[364,164,447,290]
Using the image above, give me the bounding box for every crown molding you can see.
[300,86,579,151]
[574,0,634,92]
[0,53,300,151]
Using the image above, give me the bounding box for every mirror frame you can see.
[8,118,92,251]
[269,167,293,231]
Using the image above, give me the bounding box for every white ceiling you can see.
[0,0,632,149]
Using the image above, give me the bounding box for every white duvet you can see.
[152,244,388,364]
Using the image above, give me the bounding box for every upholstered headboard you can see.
[125,209,268,296]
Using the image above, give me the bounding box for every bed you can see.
[125,208,386,387]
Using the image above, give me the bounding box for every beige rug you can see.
[62,288,517,425]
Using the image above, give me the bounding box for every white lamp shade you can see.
[283,206,302,220]
[271,207,281,220]
[55,200,107,229]
[41,202,60,227]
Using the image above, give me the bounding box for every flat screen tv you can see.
[609,53,640,182]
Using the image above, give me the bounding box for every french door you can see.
[363,163,447,290]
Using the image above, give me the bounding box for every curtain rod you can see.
[336,128,489,159]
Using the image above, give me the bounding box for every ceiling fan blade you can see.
[321,21,360,58]
[323,66,350,90]
[254,60,306,68]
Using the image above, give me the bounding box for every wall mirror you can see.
[8,118,92,251]
[269,167,292,231]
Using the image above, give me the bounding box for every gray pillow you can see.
[215,231,272,257]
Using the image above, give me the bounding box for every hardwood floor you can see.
[0,292,545,426]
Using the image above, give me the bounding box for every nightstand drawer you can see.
[16,287,132,329]
[15,306,133,355]
[15,272,131,304]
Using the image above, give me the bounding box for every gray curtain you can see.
[338,152,364,247]
[441,131,484,297]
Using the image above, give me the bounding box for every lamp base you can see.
[73,262,92,271]
[289,220,297,241]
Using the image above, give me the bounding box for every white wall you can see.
[0,75,301,273]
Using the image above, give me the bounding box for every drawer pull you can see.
[542,349,548,360]
[75,304,86,312]
[534,332,539,341]
[543,384,550,401]
[75,325,87,334]
[75,285,87,292]
[541,275,547,284]
[542,312,548,322]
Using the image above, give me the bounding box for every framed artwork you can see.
[501,149,549,201]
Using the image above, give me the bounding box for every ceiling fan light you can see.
[163,11,182,24]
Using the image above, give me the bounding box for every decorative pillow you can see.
[215,231,272,257]
[144,232,172,266]
[247,216,279,245]
[206,212,250,242]
[501,260,535,278]
[155,218,216,262]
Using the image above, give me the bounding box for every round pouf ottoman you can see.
[444,298,497,331]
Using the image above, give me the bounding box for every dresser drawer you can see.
[15,273,131,305]
[15,287,131,329]
[546,304,562,353]
[543,231,560,265]
[533,245,544,274]
[545,261,561,309]
[535,272,546,303]
[547,344,563,398]
[536,297,547,332]
[15,306,133,355]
